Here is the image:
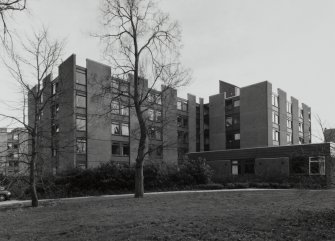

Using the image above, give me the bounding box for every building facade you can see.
[188,143,335,187]
[0,128,28,175]
[28,54,312,174]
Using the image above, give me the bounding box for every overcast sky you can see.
[1,0,335,141]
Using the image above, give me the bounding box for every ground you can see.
[0,189,335,241]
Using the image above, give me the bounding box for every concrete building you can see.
[189,143,335,187]
[28,54,312,174]
[0,128,28,175]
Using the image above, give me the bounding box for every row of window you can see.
[111,122,129,136]
[272,111,303,132]
[111,101,129,116]
[273,129,306,144]
[226,116,240,128]
[177,115,188,128]
[148,109,162,122]
[272,94,310,121]
[225,99,240,110]
[230,156,325,176]
[177,100,188,111]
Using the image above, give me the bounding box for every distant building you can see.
[0,128,28,175]
[28,54,312,174]
[324,128,335,142]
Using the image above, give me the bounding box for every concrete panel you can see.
[291,97,299,145]
[162,86,178,167]
[86,59,112,168]
[199,98,204,152]
[209,93,226,150]
[188,94,196,152]
[278,89,287,146]
[57,54,76,172]
[302,103,311,143]
[240,81,272,148]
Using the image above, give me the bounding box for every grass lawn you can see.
[1,189,335,241]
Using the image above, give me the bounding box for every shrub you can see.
[195,183,224,190]
[176,159,214,185]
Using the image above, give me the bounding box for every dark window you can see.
[112,143,121,155]
[244,160,255,174]
[122,144,130,156]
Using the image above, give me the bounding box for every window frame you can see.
[309,156,326,175]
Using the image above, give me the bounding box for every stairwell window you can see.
[272,94,279,107]
[76,94,86,108]
[76,115,86,131]
[76,139,86,154]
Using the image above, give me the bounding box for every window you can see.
[234,133,240,140]
[120,83,129,93]
[183,132,188,143]
[156,111,162,122]
[182,101,188,111]
[225,100,233,111]
[122,144,129,156]
[111,101,120,114]
[233,100,240,107]
[121,123,129,136]
[287,119,292,129]
[112,142,129,156]
[309,156,325,175]
[177,116,182,127]
[76,116,86,131]
[272,94,279,107]
[76,71,86,85]
[111,80,119,91]
[287,133,293,144]
[148,92,155,103]
[244,160,255,174]
[52,82,58,95]
[299,109,304,119]
[177,101,182,110]
[231,160,240,175]
[52,124,59,134]
[148,127,156,139]
[299,122,303,132]
[111,123,120,135]
[299,137,304,144]
[76,139,86,154]
[272,129,279,141]
[7,143,12,149]
[155,128,162,140]
[286,102,292,114]
[52,104,59,118]
[112,143,121,155]
[148,109,154,121]
[13,134,18,140]
[226,116,233,128]
[52,148,57,157]
[13,153,19,159]
[272,112,279,124]
[76,94,86,108]
[120,104,129,116]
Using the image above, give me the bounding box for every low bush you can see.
[195,183,225,190]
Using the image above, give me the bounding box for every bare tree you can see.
[0,0,26,38]
[97,0,190,197]
[0,28,64,207]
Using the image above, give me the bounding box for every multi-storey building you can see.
[0,128,28,175]
[28,54,311,174]
[209,81,312,150]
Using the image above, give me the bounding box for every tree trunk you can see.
[30,158,38,207]
[134,161,144,198]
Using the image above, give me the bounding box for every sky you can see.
[1,0,335,141]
